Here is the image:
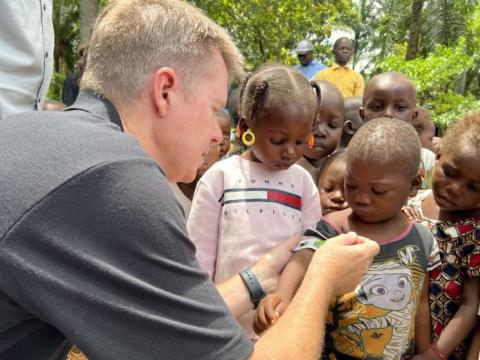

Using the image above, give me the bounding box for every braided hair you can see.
[240,65,321,128]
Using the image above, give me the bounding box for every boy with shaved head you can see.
[361,72,436,189]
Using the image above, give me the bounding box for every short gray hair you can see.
[81,0,244,104]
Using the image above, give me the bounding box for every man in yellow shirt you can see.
[314,37,364,97]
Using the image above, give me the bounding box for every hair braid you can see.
[309,81,322,127]
[249,81,269,126]
[239,73,251,109]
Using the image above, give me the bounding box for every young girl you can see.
[187,65,323,338]
[297,80,344,180]
[407,114,480,360]
[316,150,348,215]
[254,118,440,359]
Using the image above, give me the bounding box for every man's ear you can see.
[151,67,177,118]
[344,120,355,135]
[409,174,423,197]
[359,107,365,121]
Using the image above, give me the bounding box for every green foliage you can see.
[378,39,476,128]
[192,0,357,70]
[47,71,66,101]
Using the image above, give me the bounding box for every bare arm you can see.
[216,235,299,319]
[435,277,479,356]
[254,250,314,333]
[415,277,432,353]
[249,233,380,360]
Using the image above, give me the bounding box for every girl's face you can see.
[431,148,480,214]
[248,105,313,171]
[318,159,348,214]
[345,159,419,223]
[304,102,343,160]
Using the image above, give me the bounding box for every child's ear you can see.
[238,116,250,131]
[343,120,355,135]
[359,107,365,121]
[409,174,423,197]
[412,108,419,121]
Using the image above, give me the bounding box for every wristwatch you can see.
[239,268,266,309]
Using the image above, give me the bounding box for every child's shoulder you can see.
[324,208,351,233]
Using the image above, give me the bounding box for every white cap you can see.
[296,40,313,54]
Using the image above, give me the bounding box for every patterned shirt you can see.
[409,190,480,359]
[296,218,440,359]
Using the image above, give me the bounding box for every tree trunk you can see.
[406,0,424,60]
[80,0,100,45]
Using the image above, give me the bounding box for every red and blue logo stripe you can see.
[220,188,302,211]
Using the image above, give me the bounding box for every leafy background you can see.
[52,0,480,129]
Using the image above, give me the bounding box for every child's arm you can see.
[421,276,479,358]
[415,277,431,353]
[253,249,314,334]
[466,318,480,360]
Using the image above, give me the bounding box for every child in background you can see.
[187,65,323,338]
[316,150,348,215]
[409,107,437,189]
[218,110,232,158]
[226,87,246,157]
[408,114,480,359]
[297,80,344,180]
[339,96,363,149]
[411,107,436,153]
[254,119,440,359]
[361,72,436,189]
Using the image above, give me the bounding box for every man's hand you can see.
[308,232,379,297]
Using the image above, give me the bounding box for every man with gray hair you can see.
[0,1,379,359]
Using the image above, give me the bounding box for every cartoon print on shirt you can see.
[331,245,424,360]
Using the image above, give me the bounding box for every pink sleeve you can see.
[300,171,322,233]
[187,171,222,279]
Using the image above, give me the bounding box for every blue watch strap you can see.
[239,268,266,309]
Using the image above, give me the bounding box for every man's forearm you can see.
[217,274,253,319]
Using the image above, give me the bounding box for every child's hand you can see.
[253,293,289,335]
[402,206,422,221]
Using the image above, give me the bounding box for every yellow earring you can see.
[242,128,255,146]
